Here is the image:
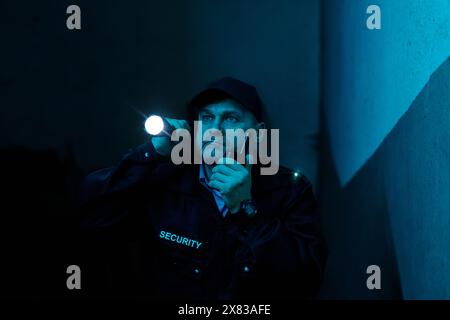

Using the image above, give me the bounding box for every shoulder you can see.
[252,165,313,195]
[251,165,317,219]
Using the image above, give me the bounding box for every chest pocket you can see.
[155,230,211,281]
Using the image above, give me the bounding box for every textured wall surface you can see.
[323,0,450,185]
[383,59,450,299]
[320,0,450,299]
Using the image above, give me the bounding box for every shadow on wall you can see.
[382,57,450,299]
[318,111,403,299]
[319,57,450,299]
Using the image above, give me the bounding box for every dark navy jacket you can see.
[79,141,327,299]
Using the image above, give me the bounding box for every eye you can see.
[201,114,214,122]
[225,115,239,123]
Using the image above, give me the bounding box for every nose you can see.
[209,118,226,135]
[211,118,220,129]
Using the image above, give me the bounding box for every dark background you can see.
[0,0,449,299]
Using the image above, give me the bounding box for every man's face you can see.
[197,99,262,161]
[199,99,259,131]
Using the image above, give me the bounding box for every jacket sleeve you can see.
[233,178,328,299]
[78,141,166,232]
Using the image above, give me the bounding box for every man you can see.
[79,77,327,299]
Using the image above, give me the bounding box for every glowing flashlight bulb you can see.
[145,115,164,135]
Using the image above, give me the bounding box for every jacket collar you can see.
[158,162,295,196]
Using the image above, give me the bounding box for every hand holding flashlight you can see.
[146,115,190,157]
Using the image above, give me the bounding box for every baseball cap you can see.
[188,77,264,122]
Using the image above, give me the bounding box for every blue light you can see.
[145,115,164,135]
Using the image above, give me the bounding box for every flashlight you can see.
[145,115,176,138]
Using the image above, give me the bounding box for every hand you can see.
[151,118,190,157]
[208,155,253,214]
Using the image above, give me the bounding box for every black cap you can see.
[188,77,264,122]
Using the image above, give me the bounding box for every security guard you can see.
[79,77,327,299]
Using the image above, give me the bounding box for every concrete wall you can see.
[320,0,450,299]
